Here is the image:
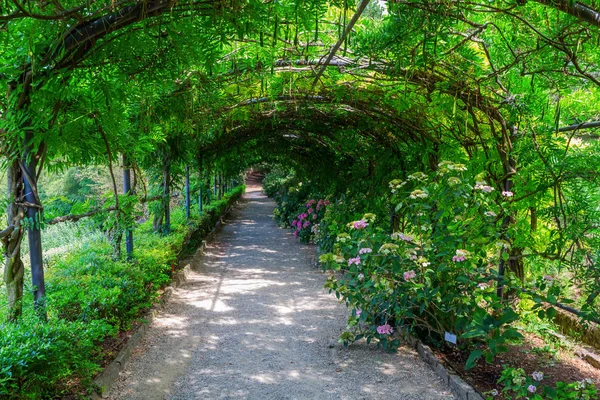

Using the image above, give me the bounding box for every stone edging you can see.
[402,334,485,400]
[92,211,232,398]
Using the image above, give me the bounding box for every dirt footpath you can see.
[108,181,454,400]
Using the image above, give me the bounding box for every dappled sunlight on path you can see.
[108,178,454,400]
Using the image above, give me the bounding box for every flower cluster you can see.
[389,179,407,193]
[376,324,393,335]
[359,247,373,255]
[352,219,369,229]
[474,181,494,193]
[348,257,361,266]
[391,232,413,242]
[378,243,399,254]
[452,249,469,263]
[409,189,428,199]
[403,270,417,281]
[437,161,467,174]
[291,199,330,241]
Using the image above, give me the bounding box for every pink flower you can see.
[528,385,536,393]
[358,273,365,281]
[353,220,368,229]
[377,324,393,335]
[292,220,298,227]
[308,208,314,214]
[403,270,416,281]
[298,214,305,221]
[532,371,544,381]
[502,191,514,197]
[348,257,361,266]
[312,214,317,220]
[474,182,494,192]
[359,248,373,255]
[303,221,311,228]
[452,249,469,263]
[306,199,316,207]
[293,231,299,238]
[356,309,362,318]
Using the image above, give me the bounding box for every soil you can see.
[435,332,600,399]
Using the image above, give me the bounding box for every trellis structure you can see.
[1,0,600,332]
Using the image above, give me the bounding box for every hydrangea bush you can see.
[319,162,525,367]
[487,367,598,399]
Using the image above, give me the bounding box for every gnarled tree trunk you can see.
[2,161,25,322]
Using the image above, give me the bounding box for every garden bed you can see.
[434,332,600,399]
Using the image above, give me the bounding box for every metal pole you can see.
[123,155,133,259]
[199,183,203,213]
[185,165,191,219]
[23,131,45,317]
[164,163,170,234]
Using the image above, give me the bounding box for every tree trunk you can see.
[2,162,25,322]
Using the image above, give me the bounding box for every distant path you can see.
[108,176,453,400]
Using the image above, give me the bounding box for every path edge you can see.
[91,203,238,399]
[400,332,485,400]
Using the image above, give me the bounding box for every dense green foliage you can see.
[3,0,600,396]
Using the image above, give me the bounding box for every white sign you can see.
[445,332,457,345]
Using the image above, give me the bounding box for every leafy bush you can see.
[0,315,113,398]
[486,367,598,399]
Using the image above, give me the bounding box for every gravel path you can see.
[108,180,454,400]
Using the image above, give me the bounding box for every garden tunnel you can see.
[3,0,600,396]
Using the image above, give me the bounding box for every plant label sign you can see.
[444,331,457,345]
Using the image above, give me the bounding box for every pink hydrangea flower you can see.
[403,270,416,281]
[532,371,544,381]
[359,248,373,255]
[452,249,469,262]
[348,257,361,266]
[353,220,368,229]
[377,324,393,335]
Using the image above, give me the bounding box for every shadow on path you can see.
[108,178,454,400]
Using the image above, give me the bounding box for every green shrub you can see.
[0,315,113,399]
